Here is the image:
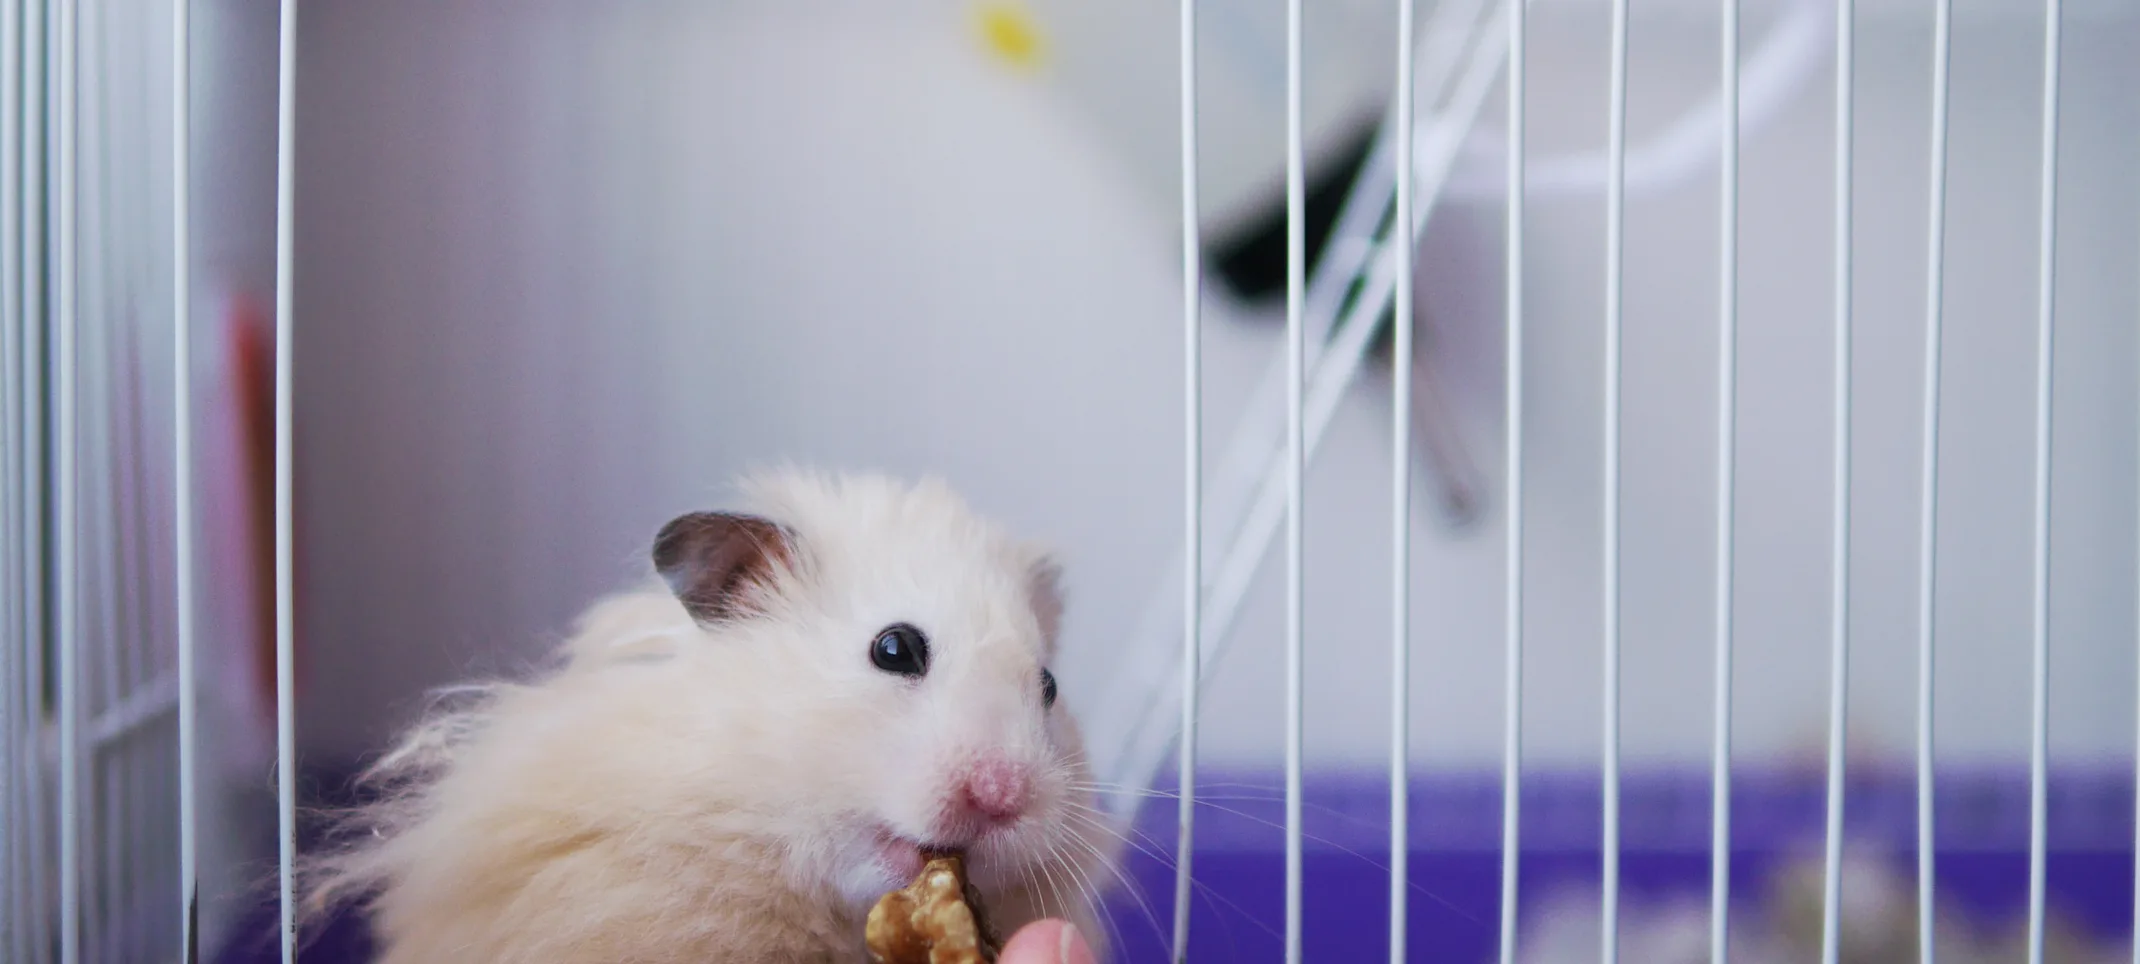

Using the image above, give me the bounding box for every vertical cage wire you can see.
[273,0,300,957]
[171,0,195,955]
[1389,0,1417,958]
[70,2,89,948]
[2024,0,2061,961]
[1819,0,1854,956]
[1711,0,1739,956]
[1172,0,1199,956]
[1915,0,1953,957]
[53,0,80,957]
[1498,0,1527,957]
[1600,0,1630,954]
[1282,0,1306,957]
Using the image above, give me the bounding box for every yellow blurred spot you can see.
[974,1,1045,71]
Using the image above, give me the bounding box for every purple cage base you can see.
[213,765,2138,963]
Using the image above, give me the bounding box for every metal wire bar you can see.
[1601,0,1629,954]
[1172,0,1199,956]
[171,0,196,954]
[1499,0,1526,957]
[2025,0,2061,960]
[1915,0,1952,958]
[1818,0,1854,958]
[1712,0,1739,957]
[273,0,299,957]
[1390,0,1417,957]
[1283,0,1306,955]
[53,0,80,956]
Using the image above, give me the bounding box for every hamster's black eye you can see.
[870,623,929,678]
[1040,668,1058,708]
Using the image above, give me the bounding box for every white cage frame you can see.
[0,0,2115,962]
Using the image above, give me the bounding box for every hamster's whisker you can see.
[1029,837,1075,931]
[1060,808,1284,946]
[1015,858,1049,923]
[1060,808,1177,879]
[1058,795,1483,929]
[1049,834,1137,955]
[1043,827,1145,957]
[1052,820,1170,951]
[1067,783,1395,837]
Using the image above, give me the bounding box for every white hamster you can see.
[302,469,1122,963]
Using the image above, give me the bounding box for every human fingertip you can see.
[1056,920,1096,964]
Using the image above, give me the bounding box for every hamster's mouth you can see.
[871,827,1001,889]
[870,828,939,883]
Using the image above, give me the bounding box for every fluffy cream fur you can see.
[302,470,1121,963]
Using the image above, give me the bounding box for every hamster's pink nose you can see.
[955,756,1033,823]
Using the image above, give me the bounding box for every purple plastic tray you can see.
[1100,766,2136,962]
[213,766,2138,963]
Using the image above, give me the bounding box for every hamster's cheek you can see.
[831,829,919,908]
[862,727,943,819]
[833,854,901,908]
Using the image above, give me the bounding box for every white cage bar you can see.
[1171,0,1199,957]
[1281,0,1306,958]
[1711,0,1740,957]
[170,0,195,957]
[53,0,80,959]
[271,0,299,957]
[1499,0,1527,957]
[2025,1,2061,961]
[1819,0,1855,959]
[1915,0,1952,956]
[1389,0,1418,958]
[1600,0,1629,952]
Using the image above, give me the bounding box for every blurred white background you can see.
[251,0,2140,781]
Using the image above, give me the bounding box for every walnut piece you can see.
[865,851,1000,964]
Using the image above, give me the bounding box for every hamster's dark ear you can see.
[652,512,795,625]
[1027,555,1065,651]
